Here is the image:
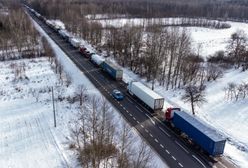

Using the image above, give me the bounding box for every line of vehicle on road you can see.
[26,5,227,164]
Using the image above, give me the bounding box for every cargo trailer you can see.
[101,61,123,80]
[90,54,105,66]
[127,81,164,111]
[59,30,72,41]
[69,38,81,48]
[172,111,226,156]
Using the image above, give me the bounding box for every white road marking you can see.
[192,155,206,168]
[141,124,144,128]
[137,121,140,124]
[166,149,170,154]
[217,161,228,168]
[160,144,164,148]
[129,113,132,117]
[145,114,155,125]
[145,129,149,133]
[178,163,184,167]
[133,117,136,121]
[159,126,171,137]
[175,141,189,154]
[172,156,176,161]
[150,119,155,125]
[136,106,143,112]
[150,134,153,138]
[155,139,159,143]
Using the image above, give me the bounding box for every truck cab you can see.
[165,107,181,121]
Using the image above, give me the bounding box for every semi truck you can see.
[127,81,164,112]
[59,30,72,41]
[101,61,123,80]
[69,38,81,48]
[90,54,105,66]
[45,20,65,32]
[165,108,226,157]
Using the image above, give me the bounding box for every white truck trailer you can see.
[69,37,81,48]
[90,54,105,66]
[127,81,164,112]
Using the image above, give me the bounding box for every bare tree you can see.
[206,63,223,81]
[131,141,153,168]
[225,82,248,101]
[227,30,247,68]
[117,122,133,168]
[181,84,207,115]
[76,85,87,106]
[226,82,237,101]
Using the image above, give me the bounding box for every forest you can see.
[28,0,248,20]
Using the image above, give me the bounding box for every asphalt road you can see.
[27,8,235,168]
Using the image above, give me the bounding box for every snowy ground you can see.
[0,58,77,167]
[89,17,248,57]
[190,21,248,57]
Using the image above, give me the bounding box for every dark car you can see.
[112,89,124,100]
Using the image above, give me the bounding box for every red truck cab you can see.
[165,107,181,121]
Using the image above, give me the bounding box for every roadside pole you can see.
[51,86,56,127]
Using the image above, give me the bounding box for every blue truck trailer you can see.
[101,61,123,80]
[172,111,226,157]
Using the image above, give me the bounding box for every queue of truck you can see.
[27,5,227,158]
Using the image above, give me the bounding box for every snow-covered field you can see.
[190,21,248,57]
[0,58,77,167]
[85,14,127,20]
[89,17,248,57]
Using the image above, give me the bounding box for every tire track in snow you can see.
[38,110,70,168]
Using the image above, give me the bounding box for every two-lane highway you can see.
[27,8,234,168]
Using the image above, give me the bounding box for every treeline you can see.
[163,18,231,29]
[0,0,41,61]
[224,82,248,101]
[27,0,248,21]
